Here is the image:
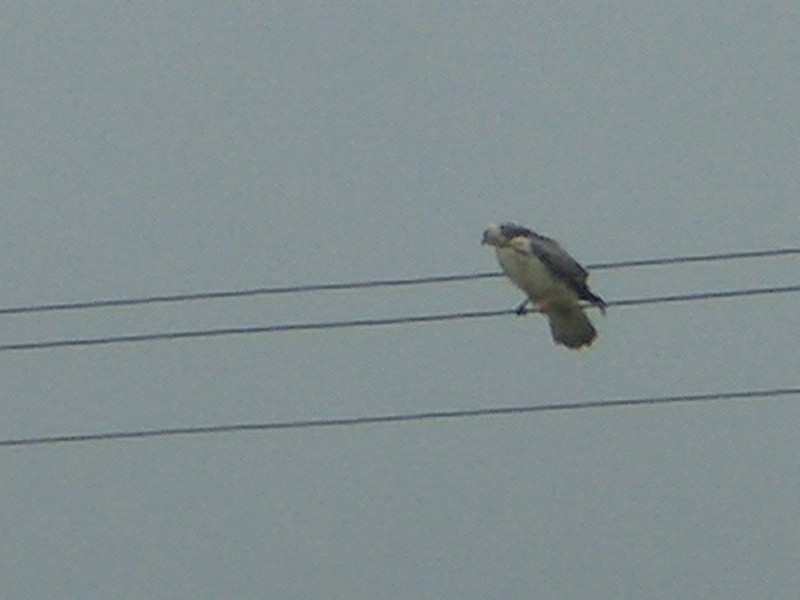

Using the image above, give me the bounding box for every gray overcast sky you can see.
[1,3,798,598]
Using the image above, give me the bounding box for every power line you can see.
[0,283,797,354]
[1,387,797,448]
[587,247,800,270]
[602,284,800,308]
[1,247,797,317]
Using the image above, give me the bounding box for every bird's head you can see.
[481,223,506,247]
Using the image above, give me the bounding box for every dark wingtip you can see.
[583,291,607,315]
[593,295,608,315]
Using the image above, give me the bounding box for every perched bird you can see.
[482,223,606,349]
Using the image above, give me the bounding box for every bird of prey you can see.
[482,223,607,349]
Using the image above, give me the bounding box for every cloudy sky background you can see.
[1,3,798,598]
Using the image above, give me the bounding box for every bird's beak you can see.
[481,231,489,245]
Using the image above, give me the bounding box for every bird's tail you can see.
[546,304,598,349]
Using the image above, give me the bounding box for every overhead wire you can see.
[0,283,797,354]
[1,247,798,316]
[1,249,795,449]
[1,387,797,448]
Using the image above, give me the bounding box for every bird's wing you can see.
[497,223,606,312]
[522,234,589,285]
[520,234,607,312]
